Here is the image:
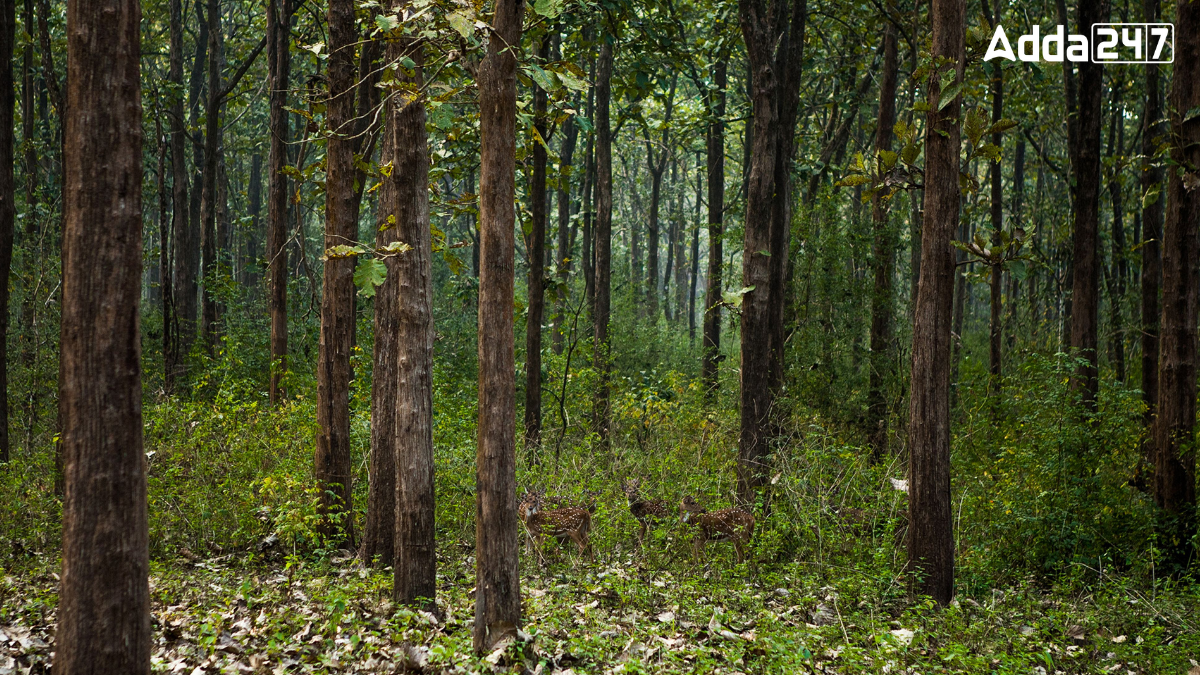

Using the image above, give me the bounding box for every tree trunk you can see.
[1105,95,1126,383]
[646,146,664,318]
[1139,0,1162,460]
[266,0,290,405]
[1069,0,1105,408]
[0,0,12,463]
[246,152,262,289]
[867,20,898,458]
[592,36,614,446]
[582,55,595,315]
[907,0,962,607]
[987,5,1003,390]
[737,0,805,507]
[525,35,550,452]
[551,109,577,355]
[315,0,357,548]
[56,0,149,666]
[689,152,701,342]
[175,0,207,368]
[199,0,221,350]
[474,0,524,653]
[701,58,727,395]
[1152,0,1199,566]
[155,118,174,400]
[391,34,436,605]
[673,162,687,324]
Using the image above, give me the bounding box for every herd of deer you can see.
[517,479,756,564]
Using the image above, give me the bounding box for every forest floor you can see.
[2,544,1198,675]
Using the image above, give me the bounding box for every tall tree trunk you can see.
[56,0,149,666]
[592,36,614,446]
[246,152,262,288]
[178,0,208,364]
[1105,95,1126,382]
[199,0,222,350]
[987,2,1004,390]
[1152,0,1199,567]
[1139,0,1162,448]
[645,145,664,318]
[474,0,524,654]
[391,33,435,605]
[867,20,898,458]
[907,0,962,606]
[551,110,577,354]
[689,152,701,342]
[1069,0,1105,408]
[701,58,727,395]
[315,0,357,548]
[673,162,687,324]
[525,35,550,452]
[0,0,12,463]
[156,118,174,398]
[266,0,290,405]
[737,0,805,507]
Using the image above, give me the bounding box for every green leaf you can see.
[879,150,898,170]
[722,285,756,308]
[901,143,921,165]
[447,12,473,39]
[938,82,962,111]
[374,13,399,33]
[323,244,367,260]
[533,0,562,17]
[379,240,412,254]
[527,65,556,93]
[354,257,387,298]
[1008,259,1027,280]
[979,143,1002,162]
[986,119,1019,135]
[835,174,871,188]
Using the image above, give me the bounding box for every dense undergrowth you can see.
[2,278,1198,673]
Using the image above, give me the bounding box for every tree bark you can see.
[315,0,357,548]
[1139,0,1162,457]
[643,79,675,320]
[56,0,149,666]
[701,58,727,395]
[174,0,207,368]
[592,36,614,446]
[0,0,12,463]
[246,152,262,288]
[737,0,805,506]
[551,109,577,354]
[1152,0,1199,565]
[525,35,550,452]
[582,54,595,315]
[390,34,436,605]
[474,0,524,653]
[987,3,1004,390]
[199,0,222,350]
[266,0,290,405]
[907,0,962,606]
[1069,0,1105,409]
[867,21,898,458]
[689,152,701,342]
[1105,95,1126,382]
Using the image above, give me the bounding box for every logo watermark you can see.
[983,23,1174,63]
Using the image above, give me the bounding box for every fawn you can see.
[621,479,669,546]
[679,495,755,563]
[518,489,594,562]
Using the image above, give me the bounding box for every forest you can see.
[0,0,1198,671]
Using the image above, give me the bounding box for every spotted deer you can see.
[518,489,594,562]
[679,495,755,563]
[621,479,670,546]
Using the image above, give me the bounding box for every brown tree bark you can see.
[56,0,149,666]
[643,79,675,320]
[165,0,187,390]
[315,0,357,548]
[1104,95,1126,383]
[673,162,687,324]
[701,58,727,395]
[199,0,222,350]
[1069,0,1105,409]
[474,0,524,653]
[592,35,614,446]
[0,0,12,463]
[174,0,207,368]
[551,109,577,354]
[986,2,1004,390]
[867,20,898,458]
[267,0,290,405]
[1152,0,1199,565]
[525,35,550,452]
[1139,0,1162,456]
[246,152,262,288]
[907,0,962,606]
[582,56,595,315]
[736,0,805,506]
[363,110,397,569]
[689,153,701,341]
[391,37,436,605]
